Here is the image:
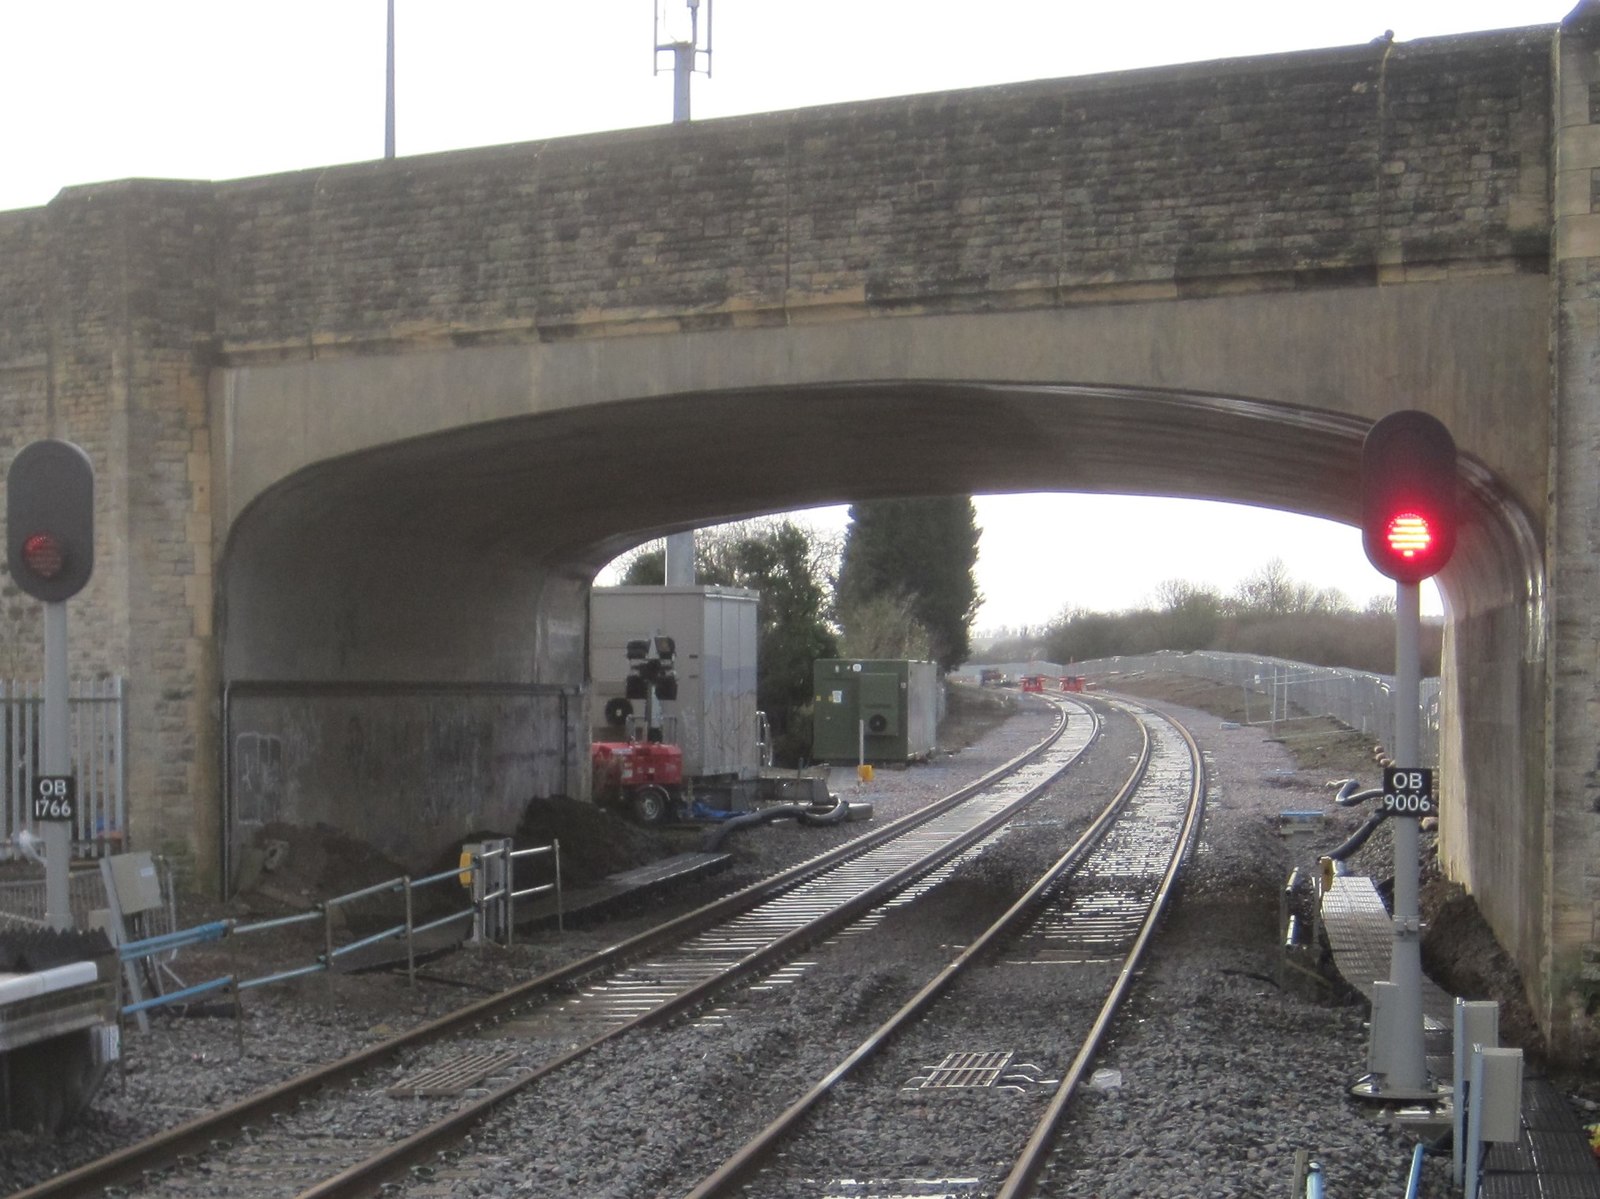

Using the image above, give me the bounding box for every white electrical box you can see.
[106,851,164,916]
[590,586,760,779]
[1474,1047,1525,1144]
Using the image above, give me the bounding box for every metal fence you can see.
[958,651,1439,766]
[0,867,143,933]
[1,677,127,859]
[0,840,562,1036]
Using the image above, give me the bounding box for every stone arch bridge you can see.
[2,10,1598,1052]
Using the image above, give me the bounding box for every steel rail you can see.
[292,698,1100,1199]
[682,703,1159,1199]
[10,698,1081,1199]
[998,699,1206,1198]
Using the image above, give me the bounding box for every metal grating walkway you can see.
[1322,876,1600,1198]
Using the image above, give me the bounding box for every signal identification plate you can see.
[1383,766,1434,817]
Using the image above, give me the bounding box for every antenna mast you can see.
[654,0,713,124]
[385,0,396,158]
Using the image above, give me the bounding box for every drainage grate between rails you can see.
[908,1050,1014,1089]
[902,1051,1059,1094]
[388,1049,523,1098]
[816,1178,985,1198]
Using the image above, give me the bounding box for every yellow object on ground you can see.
[857,764,874,782]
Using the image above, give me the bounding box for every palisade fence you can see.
[957,651,1440,767]
[1,678,128,859]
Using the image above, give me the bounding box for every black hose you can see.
[1327,809,1389,860]
[1334,779,1385,807]
[698,804,811,852]
[798,798,850,826]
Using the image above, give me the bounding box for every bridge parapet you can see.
[177,28,1553,362]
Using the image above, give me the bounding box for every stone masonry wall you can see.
[0,184,219,873]
[207,30,1551,359]
[0,26,1557,878]
[1551,4,1600,1060]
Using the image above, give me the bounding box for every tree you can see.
[1230,557,1298,616]
[619,547,665,585]
[1044,606,1123,664]
[836,496,981,670]
[1152,579,1222,651]
[1364,592,1398,616]
[835,592,934,662]
[1231,558,1353,618]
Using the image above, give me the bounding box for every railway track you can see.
[680,696,1205,1198]
[12,696,1101,1199]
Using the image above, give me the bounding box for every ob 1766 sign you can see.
[1383,766,1434,817]
[33,775,76,822]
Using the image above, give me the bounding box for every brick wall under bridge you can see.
[3,11,1600,1056]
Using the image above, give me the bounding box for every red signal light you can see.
[1360,412,1457,584]
[6,439,95,602]
[21,533,65,580]
[1384,513,1432,560]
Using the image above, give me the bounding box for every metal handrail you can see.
[233,910,322,936]
[118,920,231,961]
[123,974,233,1017]
[505,839,562,941]
[104,839,562,1027]
[327,922,408,960]
[324,876,407,907]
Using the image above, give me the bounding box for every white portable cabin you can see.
[589,586,761,780]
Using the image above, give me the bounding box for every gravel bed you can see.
[2,691,1452,1196]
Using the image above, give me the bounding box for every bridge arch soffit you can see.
[218,367,1543,671]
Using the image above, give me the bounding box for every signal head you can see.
[7,440,95,602]
[1360,412,1457,585]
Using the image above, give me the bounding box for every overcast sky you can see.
[4,1,1564,627]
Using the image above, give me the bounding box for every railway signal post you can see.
[1356,410,1456,1100]
[6,438,95,930]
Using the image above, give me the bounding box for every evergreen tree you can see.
[837,497,981,670]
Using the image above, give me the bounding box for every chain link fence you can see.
[955,651,1438,766]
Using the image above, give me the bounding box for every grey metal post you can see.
[660,1,702,589]
[672,38,694,122]
[404,875,415,986]
[1464,1047,1487,1199]
[385,0,396,158]
[1453,999,1499,1187]
[664,532,695,585]
[43,601,71,930]
[1384,580,1427,1093]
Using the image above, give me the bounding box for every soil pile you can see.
[241,822,413,908]
[1422,877,1545,1056]
[513,795,676,887]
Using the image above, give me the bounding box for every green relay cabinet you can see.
[812,659,941,764]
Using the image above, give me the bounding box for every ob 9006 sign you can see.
[1382,766,1434,817]
[33,775,76,822]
